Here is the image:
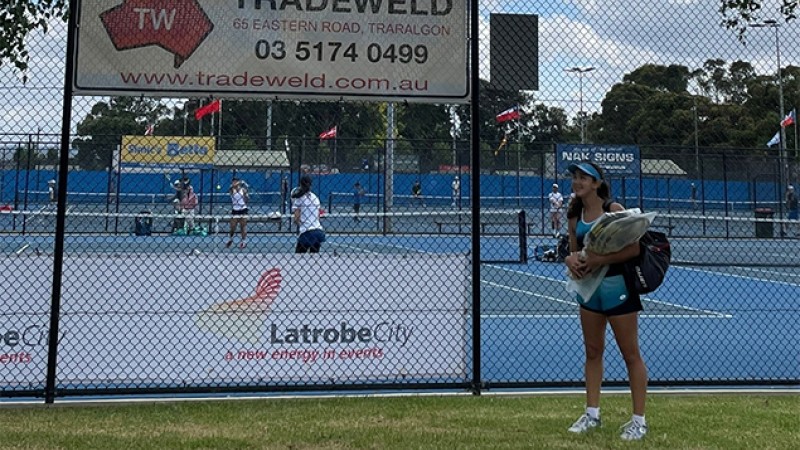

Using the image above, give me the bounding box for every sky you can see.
[0,0,797,140]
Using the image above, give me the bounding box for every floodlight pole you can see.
[751,20,788,189]
[565,67,595,144]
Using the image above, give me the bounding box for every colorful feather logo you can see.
[194,268,282,344]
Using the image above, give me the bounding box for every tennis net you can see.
[0,208,529,263]
[639,212,798,267]
[23,190,283,211]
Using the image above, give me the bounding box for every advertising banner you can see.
[557,144,641,176]
[73,0,469,102]
[0,253,469,388]
[121,135,215,168]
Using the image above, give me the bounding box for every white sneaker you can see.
[620,420,648,441]
[568,414,601,433]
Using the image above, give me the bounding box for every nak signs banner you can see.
[557,144,641,176]
[73,0,469,102]
[0,254,469,388]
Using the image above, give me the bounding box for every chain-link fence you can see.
[1,1,798,401]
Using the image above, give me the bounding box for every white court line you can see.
[677,265,800,287]
[483,264,732,319]
[481,280,574,307]
[342,240,733,318]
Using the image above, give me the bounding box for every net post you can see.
[518,210,528,263]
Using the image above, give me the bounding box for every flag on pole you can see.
[767,131,781,147]
[781,109,796,128]
[319,126,337,140]
[144,123,154,136]
[496,105,520,123]
[194,99,221,120]
[494,134,508,156]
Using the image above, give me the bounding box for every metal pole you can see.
[693,95,700,176]
[266,101,273,150]
[565,67,595,144]
[775,25,787,190]
[579,73,585,143]
[751,21,787,189]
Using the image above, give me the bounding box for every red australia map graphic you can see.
[100,0,214,68]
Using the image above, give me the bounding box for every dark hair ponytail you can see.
[566,162,611,219]
[291,175,312,199]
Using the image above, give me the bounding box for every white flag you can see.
[766,131,780,147]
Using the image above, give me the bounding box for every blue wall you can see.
[0,169,783,212]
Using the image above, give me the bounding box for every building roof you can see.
[213,150,289,169]
[641,159,687,176]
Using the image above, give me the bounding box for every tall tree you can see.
[71,97,166,170]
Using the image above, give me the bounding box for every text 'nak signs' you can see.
[100,0,214,68]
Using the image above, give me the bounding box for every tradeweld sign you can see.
[557,144,640,176]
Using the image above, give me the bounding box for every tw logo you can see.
[132,8,177,31]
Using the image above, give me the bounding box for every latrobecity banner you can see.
[121,135,215,168]
[0,254,469,388]
[73,0,469,102]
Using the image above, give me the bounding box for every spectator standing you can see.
[412,180,425,207]
[47,179,57,203]
[353,182,365,221]
[563,161,648,441]
[548,183,564,237]
[786,185,798,237]
[451,175,461,207]
[690,183,697,209]
[280,176,289,214]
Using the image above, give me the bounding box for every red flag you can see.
[496,106,520,123]
[144,123,154,135]
[781,109,796,128]
[194,99,221,120]
[319,126,337,140]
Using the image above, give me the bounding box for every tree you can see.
[623,64,692,93]
[1,1,68,73]
[71,97,166,170]
[721,0,798,38]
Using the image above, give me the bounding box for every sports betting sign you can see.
[121,135,215,168]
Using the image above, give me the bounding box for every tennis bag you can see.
[623,230,671,294]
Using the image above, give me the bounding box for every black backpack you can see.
[623,230,671,294]
[598,199,671,294]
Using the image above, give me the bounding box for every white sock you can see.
[586,407,600,419]
[632,414,646,427]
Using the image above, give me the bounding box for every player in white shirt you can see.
[226,177,250,248]
[291,175,326,253]
[548,183,564,237]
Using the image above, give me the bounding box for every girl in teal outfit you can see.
[563,161,649,441]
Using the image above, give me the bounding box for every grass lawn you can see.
[0,392,797,449]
